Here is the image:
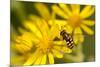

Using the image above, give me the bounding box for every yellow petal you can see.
[21,33,33,45]
[15,32,39,53]
[73,34,84,44]
[29,15,40,21]
[48,52,54,64]
[62,47,72,53]
[24,21,42,39]
[54,45,72,53]
[35,19,49,37]
[80,24,94,35]
[15,36,33,53]
[59,3,72,16]
[52,49,63,58]
[74,27,82,34]
[52,5,68,19]
[41,19,49,35]
[53,46,62,50]
[49,19,67,26]
[50,24,59,40]
[40,54,47,64]
[48,20,67,32]
[64,24,73,34]
[34,3,51,20]
[22,32,39,45]
[55,20,67,26]
[80,5,95,19]
[53,41,65,46]
[49,20,67,38]
[82,20,95,26]
[34,55,42,65]
[23,50,40,65]
[15,44,30,53]
[70,4,80,14]
[73,27,84,43]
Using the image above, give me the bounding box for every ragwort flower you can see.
[33,3,51,21]
[11,18,72,65]
[32,3,55,23]
[51,4,95,44]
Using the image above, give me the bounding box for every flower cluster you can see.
[11,3,95,66]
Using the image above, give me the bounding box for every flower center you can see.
[36,37,53,53]
[68,14,81,28]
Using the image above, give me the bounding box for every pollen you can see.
[68,14,81,28]
[36,36,53,53]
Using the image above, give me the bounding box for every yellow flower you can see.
[33,3,55,22]
[51,4,95,44]
[33,3,51,20]
[11,18,72,65]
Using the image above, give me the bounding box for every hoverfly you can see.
[60,30,75,49]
